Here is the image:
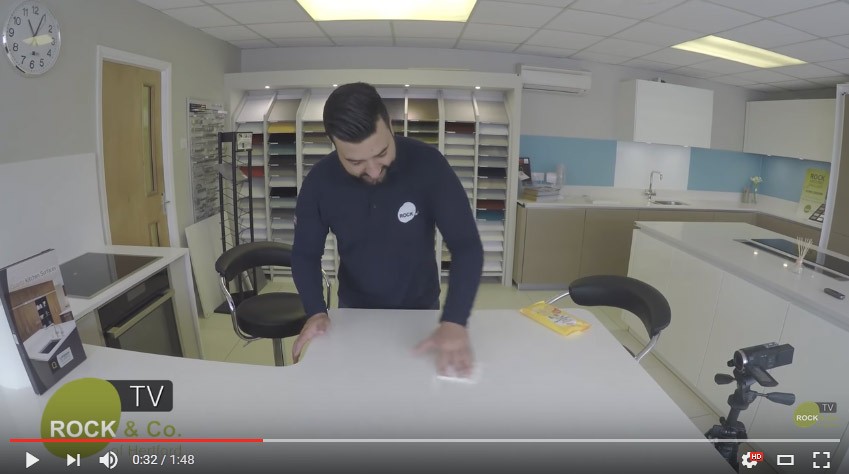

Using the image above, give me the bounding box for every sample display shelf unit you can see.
[231,90,339,279]
[229,77,519,285]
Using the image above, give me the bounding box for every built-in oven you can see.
[97,270,183,357]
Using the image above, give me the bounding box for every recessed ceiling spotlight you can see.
[404,84,410,87]
[474,86,481,89]
[332,84,338,87]
[264,85,270,89]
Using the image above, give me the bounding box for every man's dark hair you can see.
[323,82,391,144]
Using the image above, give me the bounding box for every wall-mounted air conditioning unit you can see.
[518,65,592,95]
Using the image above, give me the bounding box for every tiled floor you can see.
[199,280,730,448]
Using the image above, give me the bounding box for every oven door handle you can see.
[106,289,175,340]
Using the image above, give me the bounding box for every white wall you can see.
[0,0,240,245]
[242,46,763,151]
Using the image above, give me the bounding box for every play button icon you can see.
[25,452,39,468]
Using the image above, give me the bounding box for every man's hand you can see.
[292,312,330,363]
[414,321,473,377]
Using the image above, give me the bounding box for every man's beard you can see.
[359,166,388,185]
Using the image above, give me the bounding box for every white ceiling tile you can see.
[525,29,603,49]
[248,22,324,39]
[201,25,261,41]
[569,0,686,20]
[773,2,849,38]
[718,20,817,49]
[332,36,395,46]
[585,38,661,57]
[613,22,702,46]
[807,74,849,85]
[456,40,520,52]
[271,37,334,47]
[228,38,275,49]
[769,79,819,90]
[640,48,713,66]
[706,0,834,17]
[468,1,565,28]
[686,58,758,74]
[319,20,392,37]
[461,23,536,43]
[734,69,797,83]
[137,0,202,9]
[622,58,681,71]
[769,63,843,79]
[203,0,268,3]
[214,1,313,24]
[545,10,638,36]
[830,35,849,48]
[709,75,758,86]
[571,50,631,64]
[394,38,458,48]
[747,84,787,91]
[650,1,760,34]
[497,0,576,6]
[515,44,578,57]
[668,66,722,78]
[163,6,236,28]
[392,21,464,39]
[774,39,849,62]
[819,59,849,74]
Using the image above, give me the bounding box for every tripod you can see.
[705,363,795,471]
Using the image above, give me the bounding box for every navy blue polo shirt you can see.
[291,136,483,326]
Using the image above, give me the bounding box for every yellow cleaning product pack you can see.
[519,301,591,336]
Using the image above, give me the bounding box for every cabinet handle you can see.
[106,289,175,340]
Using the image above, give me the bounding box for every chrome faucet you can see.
[645,171,663,200]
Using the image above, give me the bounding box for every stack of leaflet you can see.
[521,185,561,202]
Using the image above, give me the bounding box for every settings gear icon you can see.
[741,452,758,469]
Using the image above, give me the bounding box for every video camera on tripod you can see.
[706,342,796,471]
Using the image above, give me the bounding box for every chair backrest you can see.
[569,275,671,338]
[215,241,293,282]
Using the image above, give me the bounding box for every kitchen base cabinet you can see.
[75,311,104,346]
[695,273,789,428]
[637,209,714,222]
[747,304,849,474]
[713,211,756,224]
[579,209,639,277]
[512,205,585,289]
[756,213,821,244]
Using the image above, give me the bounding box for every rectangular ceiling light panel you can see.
[672,35,805,68]
[297,0,477,22]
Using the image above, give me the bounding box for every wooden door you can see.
[102,61,169,246]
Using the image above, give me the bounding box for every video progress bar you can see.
[11,438,841,444]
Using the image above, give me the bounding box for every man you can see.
[291,82,483,376]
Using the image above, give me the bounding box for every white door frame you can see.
[95,45,178,247]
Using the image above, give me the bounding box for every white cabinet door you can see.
[696,273,789,427]
[746,304,849,473]
[743,98,836,162]
[617,80,713,148]
[654,248,723,388]
[624,230,673,342]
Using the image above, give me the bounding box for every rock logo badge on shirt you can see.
[397,202,418,223]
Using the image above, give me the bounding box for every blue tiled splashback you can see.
[519,135,831,202]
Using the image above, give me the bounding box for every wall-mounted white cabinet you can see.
[743,98,836,163]
[616,79,713,148]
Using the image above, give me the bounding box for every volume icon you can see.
[99,451,118,469]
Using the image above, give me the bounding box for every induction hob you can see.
[738,238,849,281]
[60,253,160,298]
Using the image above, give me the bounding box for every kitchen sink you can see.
[652,200,689,205]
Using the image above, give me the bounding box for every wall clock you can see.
[3,1,61,76]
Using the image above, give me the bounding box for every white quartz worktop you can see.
[635,221,849,332]
[65,245,190,318]
[519,188,821,229]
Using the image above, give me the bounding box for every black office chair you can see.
[215,241,331,366]
[546,275,671,363]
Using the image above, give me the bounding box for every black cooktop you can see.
[748,238,849,280]
[60,253,160,298]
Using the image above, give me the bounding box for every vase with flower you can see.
[750,176,763,204]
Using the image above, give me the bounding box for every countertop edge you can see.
[634,223,849,333]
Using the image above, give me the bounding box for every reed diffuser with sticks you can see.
[794,237,814,274]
